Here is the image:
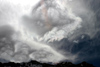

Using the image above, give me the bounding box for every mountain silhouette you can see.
[0,60,95,67]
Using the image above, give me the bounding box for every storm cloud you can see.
[0,0,100,66]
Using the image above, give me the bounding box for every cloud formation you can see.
[22,0,82,42]
[0,0,100,65]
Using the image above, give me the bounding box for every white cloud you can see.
[0,0,97,63]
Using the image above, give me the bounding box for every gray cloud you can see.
[0,0,100,65]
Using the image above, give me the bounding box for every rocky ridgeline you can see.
[0,60,95,67]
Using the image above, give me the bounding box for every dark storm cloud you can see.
[70,0,100,64]
[48,0,100,65]
[0,25,31,63]
[49,32,100,65]
[0,25,15,62]
[0,25,15,38]
[0,1,100,66]
[72,32,100,67]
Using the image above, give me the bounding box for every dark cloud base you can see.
[49,31,100,67]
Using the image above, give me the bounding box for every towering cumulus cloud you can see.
[0,0,99,65]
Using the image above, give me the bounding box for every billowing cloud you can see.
[0,0,100,65]
[22,0,82,42]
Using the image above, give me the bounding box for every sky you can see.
[0,0,100,67]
